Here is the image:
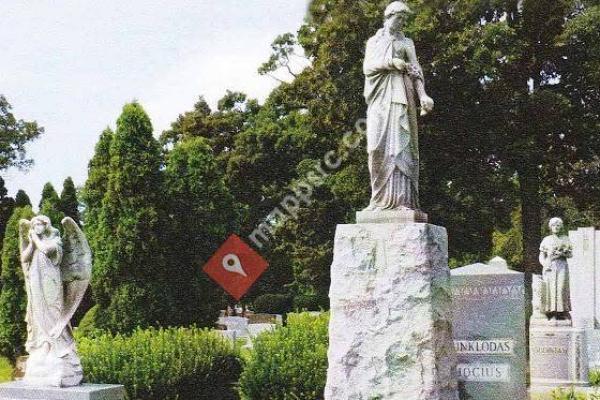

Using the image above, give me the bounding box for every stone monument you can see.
[529,218,590,394]
[0,216,125,400]
[325,3,458,399]
[451,257,527,400]
[568,227,600,367]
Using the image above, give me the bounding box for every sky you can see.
[1,1,309,208]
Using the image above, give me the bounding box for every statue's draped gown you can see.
[23,230,81,385]
[539,235,571,314]
[363,29,421,210]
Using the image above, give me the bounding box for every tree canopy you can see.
[0,95,43,171]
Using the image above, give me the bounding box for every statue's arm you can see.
[30,232,59,257]
[406,40,434,114]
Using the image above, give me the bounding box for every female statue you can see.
[19,215,92,387]
[363,1,434,211]
[538,217,572,321]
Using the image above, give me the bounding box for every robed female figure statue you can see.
[19,215,92,387]
[538,217,572,321]
[363,1,434,211]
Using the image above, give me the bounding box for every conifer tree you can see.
[59,177,80,224]
[90,103,169,333]
[0,206,34,361]
[38,183,64,228]
[0,178,15,259]
[14,190,30,208]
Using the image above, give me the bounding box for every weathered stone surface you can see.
[0,382,125,400]
[451,258,527,400]
[356,209,428,224]
[529,325,589,389]
[568,227,600,367]
[325,223,458,400]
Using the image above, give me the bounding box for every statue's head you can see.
[549,217,564,235]
[31,215,52,236]
[384,1,412,32]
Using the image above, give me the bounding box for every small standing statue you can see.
[536,217,572,322]
[363,1,434,212]
[18,215,92,387]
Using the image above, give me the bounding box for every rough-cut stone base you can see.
[530,324,589,388]
[325,223,458,400]
[0,382,125,400]
[356,209,428,224]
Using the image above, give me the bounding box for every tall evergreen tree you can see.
[38,182,64,228]
[14,190,30,208]
[89,103,169,333]
[0,206,34,361]
[163,137,239,326]
[39,182,59,209]
[0,178,15,258]
[59,177,80,224]
[77,128,114,325]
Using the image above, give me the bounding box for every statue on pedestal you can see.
[18,216,92,387]
[363,1,434,212]
[533,217,572,324]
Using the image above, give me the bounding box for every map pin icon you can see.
[222,254,248,277]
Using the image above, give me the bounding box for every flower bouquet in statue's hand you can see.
[550,243,573,260]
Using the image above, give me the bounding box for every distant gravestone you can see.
[451,257,527,400]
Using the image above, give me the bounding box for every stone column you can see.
[325,221,458,400]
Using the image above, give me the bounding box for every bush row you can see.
[78,327,242,400]
[77,313,329,400]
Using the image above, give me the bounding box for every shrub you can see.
[253,294,293,315]
[77,327,242,400]
[239,312,329,400]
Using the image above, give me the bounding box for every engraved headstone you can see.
[529,325,589,390]
[450,257,527,400]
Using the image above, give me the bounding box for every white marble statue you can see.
[18,215,92,387]
[363,1,434,211]
[537,217,572,321]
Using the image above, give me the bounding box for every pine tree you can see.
[0,206,34,361]
[38,183,64,228]
[38,182,59,209]
[14,190,30,208]
[0,178,15,259]
[59,177,80,224]
[77,128,114,327]
[89,103,169,333]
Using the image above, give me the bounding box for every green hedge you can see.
[239,312,329,400]
[77,327,242,400]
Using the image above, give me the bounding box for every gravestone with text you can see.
[450,257,527,400]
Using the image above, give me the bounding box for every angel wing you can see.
[61,217,92,283]
[52,217,92,338]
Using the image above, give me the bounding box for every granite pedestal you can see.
[529,324,589,391]
[325,216,458,400]
[0,382,125,400]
